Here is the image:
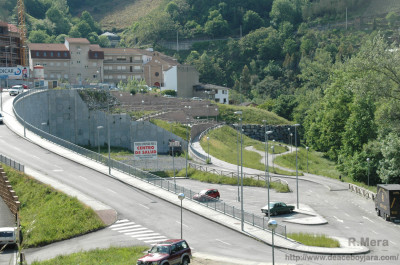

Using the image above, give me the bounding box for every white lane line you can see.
[125,229,152,235]
[107,188,117,194]
[389,240,397,245]
[139,235,166,240]
[371,230,378,235]
[176,221,189,228]
[362,216,375,223]
[53,169,63,172]
[216,239,231,246]
[76,175,87,181]
[344,213,350,217]
[145,238,168,243]
[345,226,350,229]
[139,203,150,209]
[128,231,155,237]
[110,222,136,228]
[333,216,344,223]
[116,219,129,223]
[112,225,141,231]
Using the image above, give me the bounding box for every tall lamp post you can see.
[215,108,218,123]
[234,110,244,231]
[185,118,190,178]
[206,136,210,163]
[367,158,370,186]
[97,126,104,154]
[107,94,111,175]
[178,193,185,239]
[268,220,278,265]
[294,124,300,209]
[306,147,309,172]
[234,123,240,202]
[265,130,273,219]
[290,133,293,152]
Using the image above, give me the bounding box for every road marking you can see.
[389,240,397,245]
[116,219,129,223]
[345,226,350,229]
[53,169,63,172]
[107,188,117,194]
[110,222,136,228]
[362,216,374,223]
[139,203,150,209]
[126,230,154,236]
[216,239,231,245]
[123,228,149,234]
[145,238,168,243]
[76,175,87,181]
[371,229,378,234]
[344,213,350,217]
[112,225,141,231]
[333,216,344,223]
[176,221,189,228]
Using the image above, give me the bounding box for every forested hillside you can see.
[2,0,400,185]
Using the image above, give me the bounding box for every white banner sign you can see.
[134,141,157,160]
[0,66,29,79]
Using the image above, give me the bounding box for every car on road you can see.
[261,202,295,216]
[193,189,220,202]
[0,113,3,124]
[136,239,191,265]
[0,227,17,247]
[9,85,23,96]
[190,97,202,101]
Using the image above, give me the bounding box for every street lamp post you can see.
[234,123,240,202]
[107,96,111,175]
[268,220,278,265]
[178,193,185,239]
[287,127,290,145]
[206,105,209,121]
[367,158,370,186]
[234,111,244,231]
[97,126,104,154]
[290,133,293,152]
[294,124,300,209]
[185,118,190,178]
[271,145,275,172]
[215,108,218,123]
[265,130,273,219]
[206,136,210,163]
[306,147,309,172]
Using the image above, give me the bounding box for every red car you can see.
[136,239,191,265]
[193,189,220,202]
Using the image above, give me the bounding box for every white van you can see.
[0,227,17,246]
[9,85,24,96]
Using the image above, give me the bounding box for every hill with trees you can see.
[2,0,400,185]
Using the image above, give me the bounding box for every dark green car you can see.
[261,202,295,216]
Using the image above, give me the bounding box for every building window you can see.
[50,62,54,66]
[64,52,68,57]
[77,61,80,64]
[36,51,39,56]
[57,52,61,57]
[50,52,54,57]
[43,52,47,57]
[94,53,98,58]
[155,72,159,77]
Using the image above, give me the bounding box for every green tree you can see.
[29,30,51,43]
[81,11,100,34]
[243,10,264,34]
[76,21,92,38]
[378,133,400,184]
[98,35,111,48]
[46,7,71,35]
[270,0,303,27]
[204,10,229,37]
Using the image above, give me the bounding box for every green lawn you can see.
[288,233,340,248]
[200,126,298,176]
[2,164,105,248]
[31,246,149,265]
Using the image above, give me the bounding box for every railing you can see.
[12,91,287,238]
[0,154,24,172]
[349,183,376,201]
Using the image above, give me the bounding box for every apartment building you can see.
[0,21,22,67]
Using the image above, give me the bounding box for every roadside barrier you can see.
[12,92,288,238]
[348,183,376,201]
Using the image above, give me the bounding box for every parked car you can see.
[19,84,29,89]
[0,113,3,124]
[9,85,23,96]
[0,227,17,246]
[190,97,202,101]
[137,239,191,265]
[193,189,220,202]
[261,202,295,216]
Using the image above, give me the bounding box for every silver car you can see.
[9,85,23,96]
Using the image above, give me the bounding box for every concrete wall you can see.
[14,90,185,154]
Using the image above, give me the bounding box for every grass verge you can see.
[288,232,340,248]
[2,164,105,248]
[200,126,298,176]
[153,168,291,193]
[30,246,149,265]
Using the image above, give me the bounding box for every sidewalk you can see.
[2,94,369,255]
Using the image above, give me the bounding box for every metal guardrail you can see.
[12,91,287,238]
[0,154,24,172]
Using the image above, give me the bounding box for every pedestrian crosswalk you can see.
[110,219,167,244]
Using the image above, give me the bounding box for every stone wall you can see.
[231,124,300,145]
[0,166,20,218]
